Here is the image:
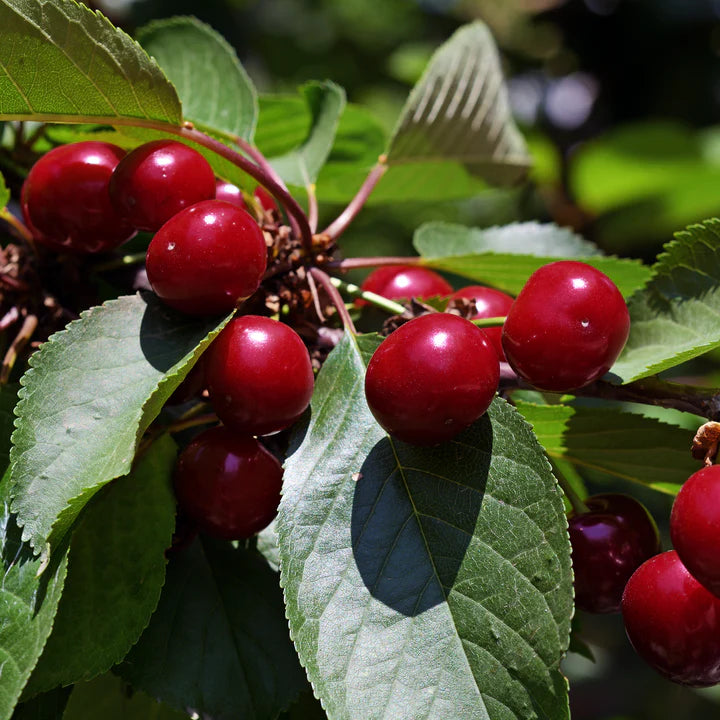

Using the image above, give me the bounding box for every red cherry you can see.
[110,139,216,232]
[21,141,136,253]
[145,200,267,316]
[173,426,282,540]
[358,266,453,307]
[364,313,499,446]
[205,315,314,436]
[253,186,277,213]
[568,493,660,614]
[501,261,630,391]
[670,465,720,597]
[449,286,514,361]
[215,179,247,209]
[622,550,720,686]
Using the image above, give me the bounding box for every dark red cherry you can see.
[568,493,660,614]
[215,179,247,209]
[205,315,314,436]
[173,426,283,540]
[145,200,267,316]
[110,139,216,231]
[671,465,720,597]
[501,261,630,391]
[21,141,136,253]
[358,265,453,307]
[364,313,499,446]
[449,286,514,361]
[253,186,277,214]
[622,550,720,686]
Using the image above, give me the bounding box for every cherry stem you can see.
[173,125,313,254]
[322,159,388,240]
[309,267,356,334]
[472,316,506,328]
[93,252,147,272]
[1,313,37,384]
[0,209,33,245]
[307,183,319,234]
[329,256,422,271]
[329,276,406,315]
[166,412,218,435]
[552,463,590,514]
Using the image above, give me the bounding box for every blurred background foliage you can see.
[72,0,720,717]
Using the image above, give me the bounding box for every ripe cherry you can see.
[568,493,660,614]
[173,426,283,540]
[670,465,720,597]
[21,141,136,253]
[622,550,720,686]
[205,315,314,436]
[215,179,247,209]
[364,313,499,446]
[448,286,514,361]
[253,186,277,214]
[358,266,453,306]
[145,200,267,316]
[110,139,216,232]
[501,261,630,391]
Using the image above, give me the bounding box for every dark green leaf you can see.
[278,333,572,720]
[611,220,720,382]
[269,82,346,187]
[414,222,650,297]
[25,435,177,693]
[137,16,257,141]
[0,0,181,126]
[63,674,188,720]
[10,293,229,553]
[0,170,9,208]
[10,687,71,720]
[387,22,530,186]
[119,536,306,720]
[514,401,696,495]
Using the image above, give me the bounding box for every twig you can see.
[1,314,37,384]
[322,159,388,240]
[309,268,356,334]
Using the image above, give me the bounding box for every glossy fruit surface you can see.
[364,313,499,445]
[671,465,720,596]
[21,141,135,253]
[501,261,630,391]
[173,426,283,540]
[622,550,720,686]
[110,139,215,231]
[449,285,514,361]
[215,179,247,209]
[568,493,660,613]
[359,265,453,306]
[206,315,314,436]
[146,200,267,316]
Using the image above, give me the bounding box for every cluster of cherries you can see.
[20,139,314,541]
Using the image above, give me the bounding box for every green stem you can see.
[472,316,506,328]
[92,252,147,272]
[553,465,590,515]
[329,276,406,316]
[310,268,356,334]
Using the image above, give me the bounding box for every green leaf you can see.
[269,81,346,187]
[514,401,696,495]
[0,0,181,127]
[256,518,280,572]
[278,333,572,720]
[64,674,188,720]
[25,435,177,694]
[414,222,651,297]
[0,170,9,208]
[10,687,71,720]
[387,22,530,186]
[10,293,229,552]
[611,220,720,382]
[137,16,257,141]
[119,536,306,720]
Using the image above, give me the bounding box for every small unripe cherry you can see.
[145,200,267,316]
[173,426,283,540]
[364,313,499,446]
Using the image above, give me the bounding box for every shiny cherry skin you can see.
[622,550,720,686]
[110,139,216,231]
[253,186,277,213]
[364,313,499,446]
[671,465,720,597]
[502,261,629,391]
[215,179,247,209]
[173,426,283,540]
[146,200,267,316]
[206,315,314,436]
[21,141,136,253]
[568,493,660,614]
[449,285,514,361]
[358,266,453,306]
